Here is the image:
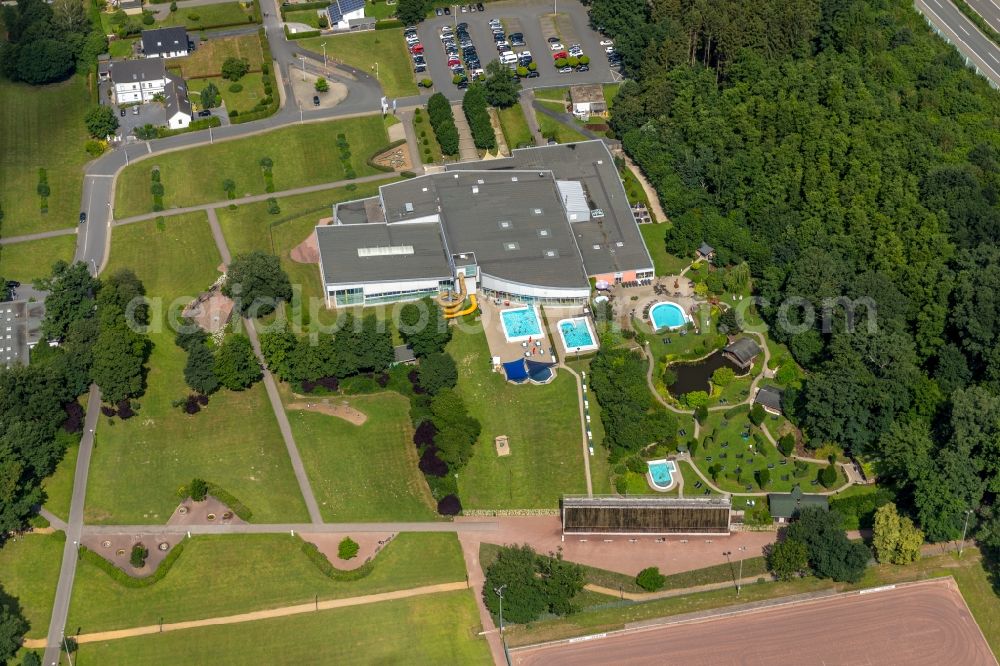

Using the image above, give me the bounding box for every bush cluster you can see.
[461,83,496,151]
[427,93,459,156]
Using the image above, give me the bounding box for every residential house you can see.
[163,75,192,128]
[754,386,783,416]
[141,27,190,59]
[109,59,169,103]
[326,0,366,31]
[569,84,607,119]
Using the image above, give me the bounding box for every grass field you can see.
[188,74,266,114]
[114,116,388,217]
[75,589,491,665]
[42,439,79,522]
[0,233,76,283]
[0,77,92,238]
[108,37,136,58]
[566,358,612,494]
[537,111,588,144]
[620,165,653,213]
[216,179,392,306]
[286,391,439,522]
[173,34,264,79]
[638,224,689,276]
[412,110,445,162]
[533,86,568,102]
[298,29,418,99]
[284,8,321,27]
[84,213,308,524]
[448,323,588,508]
[497,103,533,150]
[157,1,256,30]
[0,533,65,639]
[505,549,1000,648]
[68,532,465,632]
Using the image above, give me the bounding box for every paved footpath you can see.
[24,581,468,649]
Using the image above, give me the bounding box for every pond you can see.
[666,350,742,396]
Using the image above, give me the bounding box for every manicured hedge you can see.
[299,538,376,581]
[366,138,407,172]
[231,28,280,123]
[205,481,253,520]
[284,25,321,40]
[461,83,495,151]
[79,540,188,588]
[427,93,459,156]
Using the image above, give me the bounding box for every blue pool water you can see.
[650,302,687,330]
[501,307,542,341]
[648,460,676,487]
[560,319,594,348]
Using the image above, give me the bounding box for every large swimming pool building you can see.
[317,141,655,307]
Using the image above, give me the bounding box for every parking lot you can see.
[414,0,620,101]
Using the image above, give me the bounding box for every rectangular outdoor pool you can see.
[500,306,543,342]
[557,317,599,354]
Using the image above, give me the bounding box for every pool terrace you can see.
[478,298,557,365]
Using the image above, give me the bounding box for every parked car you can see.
[79,212,87,224]
[457,22,468,28]
[605,46,616,53]
[599,39,614,46]
[443,6,450,14]
[436,7,443,15]
[510,35,525,46]
[119,108,126,117]
[460,4,467,11]
[469,3,477,11]
[132,106,139,115]
[526,70,540,78]
[559,66,573,73]
[197,109,212,117]
[414,64,427,73]
[457,80,469,89]
[477,2,485,10]
[549,42,564,51]
[576,64,589,72]
[568,46,583,57]
[313,95,320,106]
[547,36,560,43]
[552,51,567,60]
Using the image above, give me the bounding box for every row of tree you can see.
[176,322,261,403]
[592,0,1000,546]
[461,82,496,151]
[427,93,460,156]
[0,0,106,84]
[588,345,677,461]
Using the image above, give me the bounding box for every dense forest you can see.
[591,0,1000,544]
[0,0,106,84]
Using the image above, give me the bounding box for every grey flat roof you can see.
[563,495,732,509]
[380,171,590,289]
[447,141,654,277]
[0,300,44,367]
[317,222,451,286]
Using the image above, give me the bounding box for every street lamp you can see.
[736,545,747,595]
[494,584,507,635]
[723,551,736,592]
[298,55,307,81]
[959,508,974,558]
[321,42,327,68]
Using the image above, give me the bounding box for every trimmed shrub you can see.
[635,566,666,591]
[338,537,360,560]
[130,543,149,568]
[437,494,462,515]
[189,477,208,501]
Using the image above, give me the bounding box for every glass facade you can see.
[480,287,587,307]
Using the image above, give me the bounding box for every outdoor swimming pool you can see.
[647,459,678,491]
[557,317,599,354]
[500,306,543,343]
[650,301,690,331]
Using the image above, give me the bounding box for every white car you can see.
[605,45,615,54]
[549,42,564,51]
[568,47,583,57]
[519,49,532,59]
[599,39,613,46]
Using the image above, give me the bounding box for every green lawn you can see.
[497,103,533,150]
[0,76,92,237]
[172,33,265,79]
[412,110,445,162]
[286,391,439,522]
[0,233,76,283]
[298,29,418,99]
[533,86,568,102]
[216,179,393,306]
[188,74,267,114]
[368,0,397,20]
[84,213,308,524]
[690,411,842,495]
[566,358,612,495]
[76,589,491,665]
[42,439,79,522]
[108,37,136,58]
[68,532,465,632]
[156,1,256,29]
[284,8,321,27]
[114,116,388,217]
[0,533,65,639]
[602,83,621,109]
[537,111,588,144]
[638,224,689,276]
[448,323,588,509]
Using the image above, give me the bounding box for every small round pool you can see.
[650,301,689,331]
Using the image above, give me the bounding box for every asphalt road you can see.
[511,579,998,666]
[966,0,1000,32]
[915,0,1000,88]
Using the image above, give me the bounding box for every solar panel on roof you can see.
[327,3,343,23]
[338,0,366,14]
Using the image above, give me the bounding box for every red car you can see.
[447,57,461,67]
[552,51,568,60]
[410,43,424,54]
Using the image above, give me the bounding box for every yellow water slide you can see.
[444,294,479,319]
[438,271,479,318]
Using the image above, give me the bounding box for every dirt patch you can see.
[372,143,412,171]
[287,399,368,425]
[183,276,234,334]
[299,532,396,570]
[289,216,334,264]
[168,496,247,527]
[495,435,510,457]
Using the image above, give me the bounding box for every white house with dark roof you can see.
[109,59,169,103]
[163,76,192,128]
[326,0,366,30]
[141,27,190,59]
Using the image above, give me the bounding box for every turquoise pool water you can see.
[560,319,594,348]
[648,460,676,487]
[501,307,542,341]
[651,302,687,330]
